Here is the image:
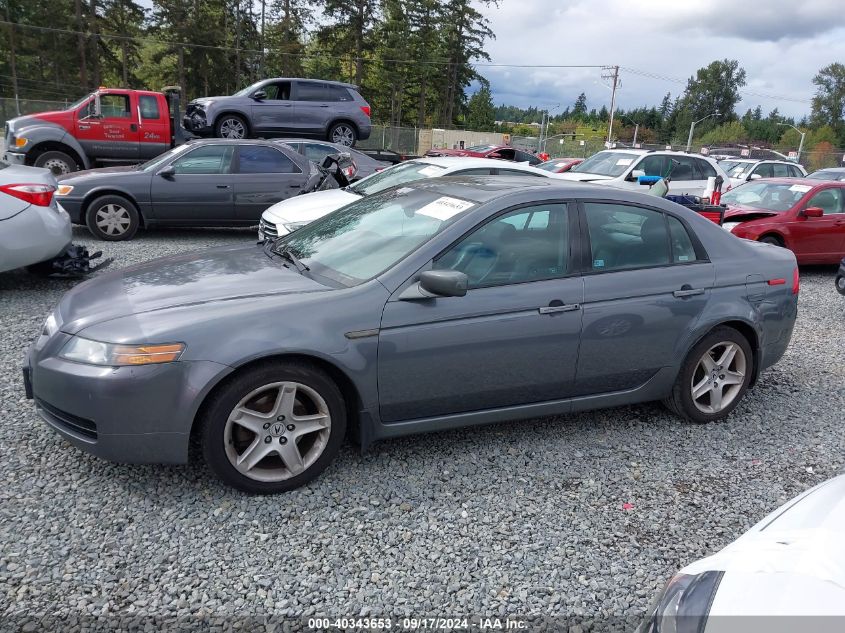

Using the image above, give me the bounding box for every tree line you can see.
[1,0,495,129]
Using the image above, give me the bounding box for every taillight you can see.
[792,267,800,295]
[360,105,371,118]
[0,183,56,207]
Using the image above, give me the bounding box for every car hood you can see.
[57,165,141,184]
[56,243,328,335]
[7,111,72,135]
[555,172,615,182]
[722,204,783,222]
[684,475,845,616]
[262,188,360,224]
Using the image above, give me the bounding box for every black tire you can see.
[663,326,754,424]
[328,121,357,147]
[836,275,845,296]
[214,114,249,139]
[33,150,78,176]
[201,361,347,494]
[759,235,783,247]
[85,194,140,241]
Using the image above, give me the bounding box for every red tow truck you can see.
[3,87,192,175]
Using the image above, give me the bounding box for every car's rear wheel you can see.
[836,275,845,295]
[201,361,346,494]
[85,195,140,241]
[215,114,248,139]
[33,150,77,175]
[328,122,357,147]
[663,326,753,423]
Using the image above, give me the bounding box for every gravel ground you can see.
[1,226,844,630]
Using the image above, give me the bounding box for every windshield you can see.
[570,151,638,177]
[721,182,810,212]
[137,144,193,172]
[537,160,571,172]
[233,81,264,97]
[277,186,477,286]
[725,162,756,178]
[719,160,742,173]
[348,161,446,196]
[65,94,93,111]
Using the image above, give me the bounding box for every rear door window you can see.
[637,155,669,178]
[303,143,335,162]
[295,82,330,101]
[326,85,353,102]
[139,95,160,120]
[584,202,671,271]
[668,156,696,181]
[693,158,717,179]
[237,145,301,174]
[771,163,790,178]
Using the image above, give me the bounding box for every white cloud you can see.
[476,0,845,118]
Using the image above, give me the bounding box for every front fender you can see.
[17,124,90,169]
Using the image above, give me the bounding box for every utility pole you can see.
[602,65,619,146]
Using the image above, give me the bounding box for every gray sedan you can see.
[55,139,318,241]
[277,138,390,180]
[25,177,798,493]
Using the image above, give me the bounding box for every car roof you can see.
[723,158,795,165]
[261,77,357,90]
[811,167,845,173]
[412,156,539,171]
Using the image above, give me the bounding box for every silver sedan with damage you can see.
[25,177,799,493]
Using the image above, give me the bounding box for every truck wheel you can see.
[215,115,248,139]
[34,151,78,175]
[328,122,357,147]
[85,195,140,241]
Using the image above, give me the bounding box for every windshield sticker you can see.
[615,158,633,166]
[416,196,475,221]
[789,184,811,193]
[418,165,444,177]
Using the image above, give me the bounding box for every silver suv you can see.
[184,78,372,147]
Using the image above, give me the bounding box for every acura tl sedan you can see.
[25,177,798,493]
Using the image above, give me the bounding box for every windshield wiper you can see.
[272,245,310,272]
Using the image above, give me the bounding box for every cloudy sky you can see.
[476,0,845,119]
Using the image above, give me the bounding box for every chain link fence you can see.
[1,98,71,122]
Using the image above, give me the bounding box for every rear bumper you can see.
[357,122,372,141]
[25,341,230,464]
[0,203,72,272]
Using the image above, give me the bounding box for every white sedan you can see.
[641,474,845,632]
[258,156,556,240]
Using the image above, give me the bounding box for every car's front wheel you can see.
[215,114,248,139]
[201,361,346,494]
[328,122,357,147]
[33,150,78,175]
[836,275,845,295]
[663,326,753,423]
[85,195,140,241]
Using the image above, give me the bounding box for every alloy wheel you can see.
[690,341,747,414]
[219,118,246,139]
[331,125,354,146]
[95,204,131,236]
[223,381,331,482]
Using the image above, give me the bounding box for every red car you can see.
[720,178,845,264]
[536,157,584,173]
[424,144,542,165]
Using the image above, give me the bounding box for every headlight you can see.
[56,185,74,196]
[59,337,185,366]
[283,221,308,233]
[639,571,723,633]
[721,222,740,232]
[14,136,28,148]
[42,312,59,338]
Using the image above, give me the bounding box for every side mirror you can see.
[803,207,824,218]
[157,165,176,178]
[628,169,645,182]
[252,90,267,100]
[748,173,762,181]
[399,270,468,300]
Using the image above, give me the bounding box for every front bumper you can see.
[2,150,27,165]
[24,339,230,464]
[55,197,84,223]
[182,112,212,135]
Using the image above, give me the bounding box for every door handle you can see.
[216,184,230,189]
[130,123,138,132]
[539,304,580,314]
[673,287,705,298]
[78,125,90,130]
[319,105,330,108]
[289,184,301,188]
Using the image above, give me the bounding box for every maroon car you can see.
[720,178,845,264]
[425,144,542,165]
[536,158,584,173]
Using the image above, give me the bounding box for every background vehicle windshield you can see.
[721,182,809,211]
[349,161,446,196]
[725,162,755,178]
[537,160,568,172]
[807,170,839,180]
[279,187,477,286]
[570,151,637,177]
[137,144,192,172]
[719,160,741,173]
[466,144,496,152]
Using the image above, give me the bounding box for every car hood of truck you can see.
[7,111,72,135]
[55,243,329,337]
[262,188,360,225]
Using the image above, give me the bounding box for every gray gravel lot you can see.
[1,226,844,629]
